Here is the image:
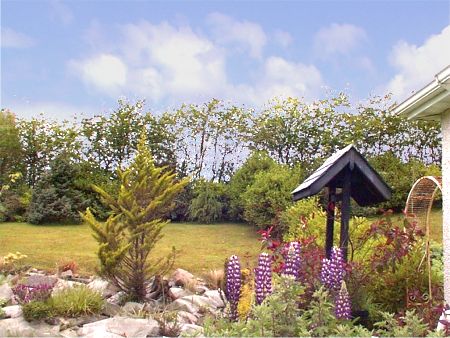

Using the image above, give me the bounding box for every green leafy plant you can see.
[188,179,229,223]
[241,164,298,229]
[22,301,52,321]
[83,133,189,302]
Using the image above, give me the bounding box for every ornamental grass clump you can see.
[255,252,272,305]
[282,241,301,280]
[225,255,242,320]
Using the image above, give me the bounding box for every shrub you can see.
[228,151,276,221]
[49,286,104,317]
[241,164,298,229]
[22,301,52,321]
[83,134,189,302]
[27,156,89,224]
[188,180,229,223]
[281,196,327,243]
[369,152,441,213]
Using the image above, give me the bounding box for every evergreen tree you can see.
[83,135,189,302]
[27,156,87,224]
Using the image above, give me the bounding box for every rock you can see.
[23,274,57,287]
[194,284,209,294]
[59,328,79,337]
[87,278,118,298]
[167,298,200,314]
[167,295,218,315]
[51,279,84,296]
[0,283,13,303]
[60,270,73,279]
[0,316,60,337]
[176,310,199,324]
[169,287,193,300]
[180,323,204,335]
[80,316,160,337]
[106,291,126,305]
[204,289,225,308]
[2,305,22,318]
[102,301,121,317]
[123,301,144,314]
[57,315,106,330]
[171,268,194,286]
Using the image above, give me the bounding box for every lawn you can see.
[368,208,443,243]
[0,222,261,276]
[0,209,443,277]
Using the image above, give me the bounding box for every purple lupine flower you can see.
[282,241,301,280]
[321,247,344,291]
[225,255,242,320]
[335,282,352,320]
[255,252,272,305]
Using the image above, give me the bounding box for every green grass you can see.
[368,208,442,243]
[0,222,261,276]
[1,209,443,277]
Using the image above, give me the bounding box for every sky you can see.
[1,0,450,119]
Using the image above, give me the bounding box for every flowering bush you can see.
[13,283,53,304]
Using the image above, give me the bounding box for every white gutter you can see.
[393,65,450,119]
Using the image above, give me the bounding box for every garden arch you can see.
[405,176,442,302]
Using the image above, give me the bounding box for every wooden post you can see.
[325,186,336,259]
[340,166,351,261]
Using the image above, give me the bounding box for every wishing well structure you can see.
[291,144,392,261]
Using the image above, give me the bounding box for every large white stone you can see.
[171,268,194,286]
[0,316,60,337]
[88,278,118,298]
[203,290,225,308]
[176,310,199,324]
[180,323,204,335]
[169,287,193,300]
[167,294,219,315]
[80,316,160,337]
[2,305,22,318]
[0,283,13,303]
[51,279,84,296]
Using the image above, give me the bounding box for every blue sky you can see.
[1,0,450,119]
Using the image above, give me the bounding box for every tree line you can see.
[0,93,442,225]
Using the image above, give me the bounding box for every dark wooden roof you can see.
[292,145,392,206]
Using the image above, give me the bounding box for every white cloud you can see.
[206,12,267,58]
[70,16,324,106]
[1,27,35,48]
[69,54,128,95]
[232,57,323,104]
[314,23,367,57]
[273,29,293,48]
[385,25,450,100]
[5,100,97,120]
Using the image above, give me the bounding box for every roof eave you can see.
[393,65,450,120]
